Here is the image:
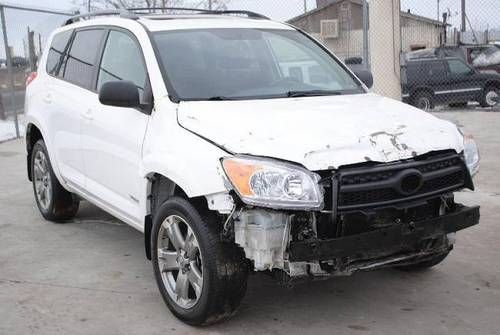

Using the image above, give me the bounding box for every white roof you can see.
[59,15,293,33]
[140,15,293,31]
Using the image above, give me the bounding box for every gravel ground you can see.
[0,110,499,335]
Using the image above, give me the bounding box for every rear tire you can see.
[394,252,450,271]
[480,86,498,108]
[412,91,434,111]
[151,197,248,326]
[31,140,79,222]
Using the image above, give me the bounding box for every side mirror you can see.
[99,81,140,108]
[354,70,374,89]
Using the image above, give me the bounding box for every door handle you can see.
[82,109,94,121]
[43,93,52,104]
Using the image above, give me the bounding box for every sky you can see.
[1,0,499,58]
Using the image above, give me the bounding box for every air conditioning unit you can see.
[320,19,339,39]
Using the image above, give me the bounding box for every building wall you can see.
[321,30,365,60]
[289,0,364,33]
[401,16,442,51]
[290,5,340,33]
[290,3,442,61]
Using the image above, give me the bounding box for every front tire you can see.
[31,140,79,222]
[151,197,248,326]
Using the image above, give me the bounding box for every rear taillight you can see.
[26,72,37,86]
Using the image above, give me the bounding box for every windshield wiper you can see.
[286,90,343,98]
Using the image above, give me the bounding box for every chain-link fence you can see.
[0,0,498,141]
[0,3,74,140]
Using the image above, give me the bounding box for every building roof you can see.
[400,11,446,27]
[288,0,446,27]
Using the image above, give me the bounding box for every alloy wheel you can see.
[157,215,203,309]
[485,90,498,107]
[33,150,52,211]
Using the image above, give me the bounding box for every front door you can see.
[81,29,151,223]
[445,59,482,103]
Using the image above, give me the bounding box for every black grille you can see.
[336,153,468,210]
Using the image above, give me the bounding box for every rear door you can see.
[46,28,106,188]
[423,60,451,104]
[81,28,151,223]
[444,58,482,103]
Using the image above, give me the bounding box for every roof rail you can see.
[62,7,270,26]
[128,7,269,19]
[62,10,139,26]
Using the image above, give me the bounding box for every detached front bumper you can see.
[289,205,480,262]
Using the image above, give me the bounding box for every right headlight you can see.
[221,156,323,210]
[463,134,480,177]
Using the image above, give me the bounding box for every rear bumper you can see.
[289,205,480,262]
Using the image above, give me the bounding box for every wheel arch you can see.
[484,80,500,90]
[26,123,44,181]
[411,86,435,99]
[143,173,211,260]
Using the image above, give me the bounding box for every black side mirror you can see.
[99,81,140,108]
[354,70,374,89]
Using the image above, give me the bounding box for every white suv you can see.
[25,9,481,325]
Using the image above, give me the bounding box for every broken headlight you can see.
[222,156,322,210]
[464,135,480,177]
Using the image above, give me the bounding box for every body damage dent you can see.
[177,94,464,171]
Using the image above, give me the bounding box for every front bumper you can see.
[289,205,480,262]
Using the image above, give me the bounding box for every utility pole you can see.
[362,0,369,70]
[437,0,440,21]
[38,33,42,55]
[0,5,20,137]
[304,0,307,13]
[208,0,213,10]
[27,27,37,72]
[461,0,466,32]
[87,0,91,12]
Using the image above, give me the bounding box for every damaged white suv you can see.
[25,9,480,325]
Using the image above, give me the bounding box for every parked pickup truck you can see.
[25,8,481,326]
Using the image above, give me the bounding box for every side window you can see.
[46,30,73,77]
[62,29,106,89]
[448,59,472,75]
[427,61,447,77]
[97,30,147,101]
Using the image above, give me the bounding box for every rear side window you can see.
[97,30,147,100]
[427,61,447,76]
[46,30,73,77]
[62,29,106,89]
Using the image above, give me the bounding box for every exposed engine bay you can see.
[230,151,480,282]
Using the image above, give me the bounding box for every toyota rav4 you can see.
[24,9,480,326]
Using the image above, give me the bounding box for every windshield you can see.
[153,28,363,101]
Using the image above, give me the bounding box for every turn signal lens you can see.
[221,156,322,210]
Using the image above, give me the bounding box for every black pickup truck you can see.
[402,57,500,110]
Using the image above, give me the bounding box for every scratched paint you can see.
[177,93,464,171]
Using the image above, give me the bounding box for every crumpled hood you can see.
[177,93,464,171]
